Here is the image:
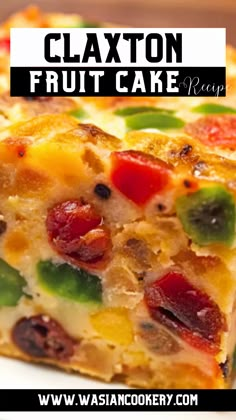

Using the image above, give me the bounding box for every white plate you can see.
[0,356,125,389]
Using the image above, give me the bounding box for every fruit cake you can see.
[0,6,235,389]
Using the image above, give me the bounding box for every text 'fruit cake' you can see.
[0,6,235,389]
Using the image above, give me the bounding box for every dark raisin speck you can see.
[94,183,111,200]
[24,97,51,102]
[180,144,192,157]
[219,357,229,378]
[157,203,166,212]
[137,273,145,281]
[183,179,191,188]
[0,220,7,235]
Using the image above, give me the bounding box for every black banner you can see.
[0,389,235,411]
[10,66,226,97]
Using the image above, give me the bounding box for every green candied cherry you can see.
[192,103,236,115]
[70,21,101,28]
[114,106,175,117]
[0,259,27,307]
[77,21,101,28]
[233,348,236,370]
[69,108,88,120]
[37,260,102,304]
[124,112,185,131]
[176,186,236,246]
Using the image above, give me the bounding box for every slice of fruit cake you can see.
[0,113,235,388]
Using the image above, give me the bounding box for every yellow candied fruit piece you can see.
[90,307,133,346]
[123,350,149,367]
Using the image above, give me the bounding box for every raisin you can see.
[24,97,52,102]
[12,315,75,360]
[183,179,192,188]
[18,149,25,158]
[180,144,193,157]
[157,203,166,212]
[24,97,35,101]
[0,220,7,235]
[94,183,111,199]
[219,357,229,378]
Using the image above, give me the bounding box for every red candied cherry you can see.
[110,150,171,206]
[46,200,111,269]
[185,116,236,149]
[144,272,226,354]
[0,37,10,52]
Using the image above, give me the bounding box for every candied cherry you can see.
[176,186,235,247]
[0,258,26,307]
[144,272,226,354]
[46,200,111,269]
[185,115,236,149]
[110,150,170,206]
[37,260,102,304]
[0,37,10,52]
